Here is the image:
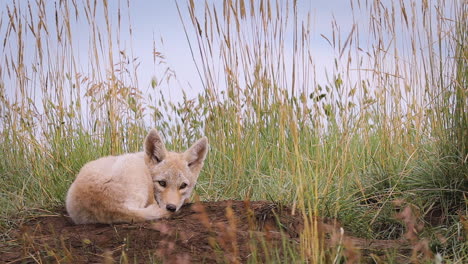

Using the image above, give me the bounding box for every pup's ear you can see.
[145,129,167,164]
[184,137,209,172]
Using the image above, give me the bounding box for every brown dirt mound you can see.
[1,200,410,263]
[1,200,304,263]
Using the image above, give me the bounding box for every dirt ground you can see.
[1,200,409,263]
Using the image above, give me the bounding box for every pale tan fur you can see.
[66,129,208,224]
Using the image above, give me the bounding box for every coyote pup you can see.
[66,129,208,224]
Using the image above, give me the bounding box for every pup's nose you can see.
[166,204,177,212]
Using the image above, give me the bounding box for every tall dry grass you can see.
[0,0,466,262]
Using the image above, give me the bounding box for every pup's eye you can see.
[179,183,188,189]
[157,181,166,187]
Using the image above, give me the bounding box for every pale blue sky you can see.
[3,0,456,136]
[1,0,422,106]
[69,0,358,100]
[113,1,357,100]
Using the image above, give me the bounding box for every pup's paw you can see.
[146,204,170,220]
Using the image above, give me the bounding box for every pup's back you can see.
[65,153,154,224]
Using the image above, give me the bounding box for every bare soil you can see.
[0,200,409,263]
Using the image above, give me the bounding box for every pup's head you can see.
[144,129,208,213]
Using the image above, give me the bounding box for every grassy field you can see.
[0,0,466,262]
